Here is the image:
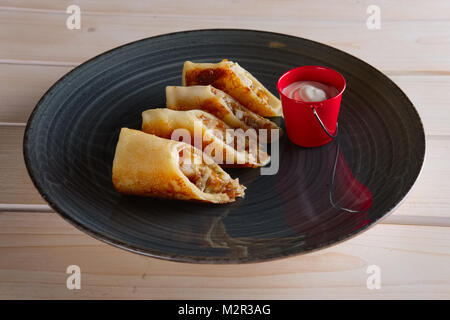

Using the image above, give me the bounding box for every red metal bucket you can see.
[277,66,346,147]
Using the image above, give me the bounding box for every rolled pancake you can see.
[142,108,270,167]
[112,128,245,203]
[166,85,281,143]
[182,60,282,117]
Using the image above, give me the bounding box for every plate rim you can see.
[23,28,426,264]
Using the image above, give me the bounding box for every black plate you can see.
[24,29,425,263]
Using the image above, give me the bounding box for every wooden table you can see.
[1,0,449,299]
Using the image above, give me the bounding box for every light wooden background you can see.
[0,0,449,299]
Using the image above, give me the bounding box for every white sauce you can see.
[283,81,339,102]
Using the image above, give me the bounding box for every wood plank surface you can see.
[389,75,450,136]
[0,126,45,204]
[0,10,449,72]
[1,63,449,135]
[0,211,448,299]
[1,0,449,20]
[0,0,448,300]
[0,125,448,221]
[0,64,72,123]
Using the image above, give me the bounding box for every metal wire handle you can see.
[329,142,365,213]
[311,105,367,213]
[311,106,338,139]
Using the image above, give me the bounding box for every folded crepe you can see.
[112,128,245,203]
[142,108,270,167]
[182,60,282,117]
[166,85,281,143]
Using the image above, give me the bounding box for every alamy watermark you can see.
[66,5,81,30]
[366,264,381,290]
[66,265,81,290]
[175,121,280,175]
[366,5,381,30]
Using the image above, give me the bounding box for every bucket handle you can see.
[329,142,366,213]
[311,107,367,213]
[311,106,338,139]
[311,105,367,213]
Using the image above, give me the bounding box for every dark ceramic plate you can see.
[24,29,425,263]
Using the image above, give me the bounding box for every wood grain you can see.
[0,0,449,299]
[0,10,449,72]
[0,126,46,204]
[0,64,72,123]
[389,75,450,136]
[0,211,448,299]
[1,63,449,135]
[0,125,447,221]
[1,0,449,20]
